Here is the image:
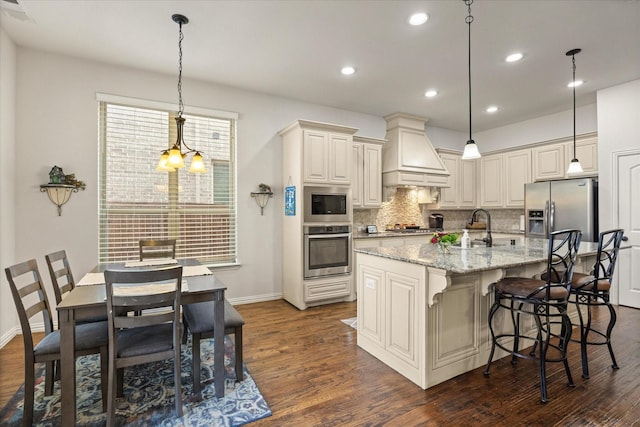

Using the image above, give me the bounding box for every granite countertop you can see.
[353,229,524,239]
[354,237,599,274]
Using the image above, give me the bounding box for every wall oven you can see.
[304,225,352,279]
[303,186,352,223]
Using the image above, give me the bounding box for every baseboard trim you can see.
[228,293,282,306]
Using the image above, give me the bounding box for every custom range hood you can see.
[382,113,450,188]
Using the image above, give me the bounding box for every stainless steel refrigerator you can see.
[525,178,598,242]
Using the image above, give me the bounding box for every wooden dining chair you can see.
[139,239,177,260]
[182,299,245,396]
[5,259,108,426]
[44,249,76,305]
[103,265,183,426]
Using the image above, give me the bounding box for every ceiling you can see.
[2,0,639,132]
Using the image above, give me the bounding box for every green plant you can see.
[431,232,459,245]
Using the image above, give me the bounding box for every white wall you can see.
[0,28,17,346]
[474,103,597,152]
[596,79,640,230]
[11,47,386,322]
[426,104,597,154]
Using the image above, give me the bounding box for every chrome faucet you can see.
[469,209,492,247]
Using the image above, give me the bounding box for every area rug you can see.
[341,317,357,329]
[0,336,271,426]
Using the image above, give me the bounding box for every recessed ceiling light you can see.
[505,53,523,63]
[486,106,499,113]
[568,80,583,88]
[408,12,429,26]
[425,89,438,98]
[341,66,356,76]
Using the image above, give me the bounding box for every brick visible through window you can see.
[98,100,237,266]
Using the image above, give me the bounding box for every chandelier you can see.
[157,14,206,173]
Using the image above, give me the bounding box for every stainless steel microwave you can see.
[303,186,352,223]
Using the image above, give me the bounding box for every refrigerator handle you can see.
[549,200,555,232]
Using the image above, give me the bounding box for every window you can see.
[97,94,237,266]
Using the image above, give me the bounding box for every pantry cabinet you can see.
[353,136,385,208]
[279,119,359,310]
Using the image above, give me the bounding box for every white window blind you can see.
[98,100,237,265]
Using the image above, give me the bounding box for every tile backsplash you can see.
[354,187,523,233]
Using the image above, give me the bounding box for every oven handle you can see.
[305,233,352,239]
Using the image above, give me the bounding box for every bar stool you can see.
[569,229,624,379]
[484,229,582,403]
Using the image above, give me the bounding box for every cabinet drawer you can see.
[305,277,351,302]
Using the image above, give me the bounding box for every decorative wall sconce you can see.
[40,166,85,216]
[250,183,273,216]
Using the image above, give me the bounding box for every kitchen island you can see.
[354,237,598,389]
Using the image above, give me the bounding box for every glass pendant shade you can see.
[168,145,186,168]
[566,158,584,175]
[461,140,481,160]
[189,152,206,173]
[156,150,175,172]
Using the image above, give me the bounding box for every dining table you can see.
[56,258,227,425]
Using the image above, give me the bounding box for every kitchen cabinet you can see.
[303,129,352,185]
[564,135,598,177]
[504,149,532,207]
[279,119,359,310]
[437,150,477,209]
[353,136,385,208]
[478,149,531,208]
[533,143,566,181]
[479,154,504,207]
[533,133,598,181]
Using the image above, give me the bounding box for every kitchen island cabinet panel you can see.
[355,239,597,389]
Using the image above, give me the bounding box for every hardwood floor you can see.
[2,300,639,425]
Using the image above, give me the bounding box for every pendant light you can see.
[566,48,583,175]
[461,0,481,160]
[156,14,206,173]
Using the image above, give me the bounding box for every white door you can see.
[616,150,640,308]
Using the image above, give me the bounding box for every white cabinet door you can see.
[362,143,383,207]
[358,264,385,346]
[504,149,532,207]
[565,136,598,176]
[385,271,420,367]
[303,130,329,183]
[352,143,364,207]
[328,133,352,184]
[533,144,565,181]
[459,158,478,208]
[438,153,459,208]
[479,154,503,207]
[437,151,477,208]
